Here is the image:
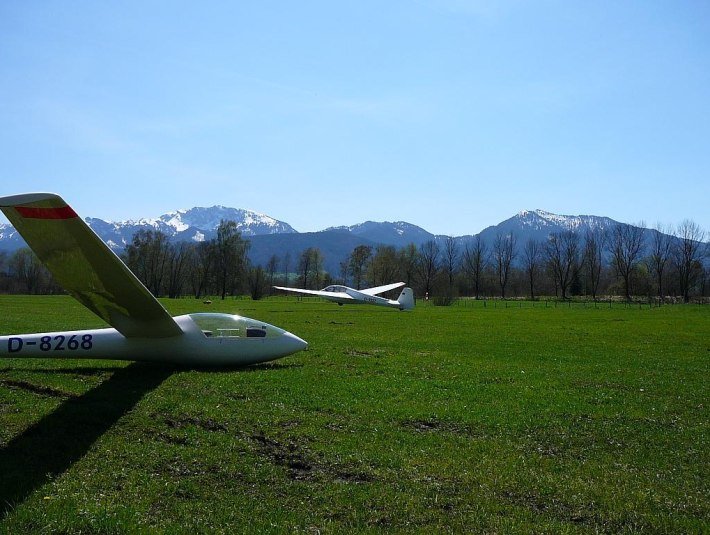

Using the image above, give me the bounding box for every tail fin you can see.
[397,287,415,311]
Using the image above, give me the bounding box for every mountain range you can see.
[0,207,689,275]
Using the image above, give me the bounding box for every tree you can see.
[442,237,459,295]
[646,224,673,301]
[166,242,191,298]
[188,241,216,298]
[673,220,706,303]
[368,245,399,287]
[266,254,279,295]
[348,245,372,289]
[462,236,488,299]
[398,243,418,288]
[215,220,250,300]
[125,230,170,296]
[545,231,579,300]
[9,248,45,294]
[417,240,440,297]
[609,223,646,301]
[298,247,324,289]
[583,229,606,300]
[281,252,291,286]
[493,232,517,298]
[522,239,541,300]
[248,265,268,300]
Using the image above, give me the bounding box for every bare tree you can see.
[462,236,488,299]
[583,228,606,300]
[266,254,279,295]
[348,245,372,289]
[398,243,418,288]
[338,259,349,285]
[298,248,313,289]
[9,248,45,294]
[493,232,517,298]
[442,237,459,295]
[215,220,250,299]
[417,240,440,297]
[298,247,324,289]
[166,242,191,298]
[646,224,674,301]
[281,252,291,286]
[368,245,399,287]
[188,241,216,298]
[545,231,580,300]
[522,238,541,300]
[673,220,706,303]
[248,265,268,300]
[609,223,646,301]
[125,230,171,296]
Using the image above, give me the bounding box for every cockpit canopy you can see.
[189,313,285,339]
[323,285,348,293]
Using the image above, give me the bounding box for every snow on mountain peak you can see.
[516,209,615,232]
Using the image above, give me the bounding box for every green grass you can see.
[1,295,708,533]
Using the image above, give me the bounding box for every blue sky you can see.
[1,1,708,236]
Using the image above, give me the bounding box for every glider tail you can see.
[397,287,415,311]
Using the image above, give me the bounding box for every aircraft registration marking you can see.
[8,334,93,353]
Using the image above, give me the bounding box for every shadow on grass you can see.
[0,362,173,520]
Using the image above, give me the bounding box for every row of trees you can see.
[302,220,708,303]
[0,220,708,302]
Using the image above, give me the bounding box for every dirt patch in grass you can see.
[499,488,598,526]
[401,418,487,439]
[0,379,76,399]
[344,349,385,358]
[162,414,228,433]
[250,432,375,483]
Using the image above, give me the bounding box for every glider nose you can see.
[283,331,308,353]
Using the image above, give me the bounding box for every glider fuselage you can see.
[330,287,402,308]
[0,313,307,366]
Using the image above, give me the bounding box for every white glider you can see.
[274,282,415,311]
[0,193,307,366]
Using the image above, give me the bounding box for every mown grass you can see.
[0,295,708,533]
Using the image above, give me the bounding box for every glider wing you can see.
[0,193,183,338]
[358,282,406,296]
[273,286,354,300]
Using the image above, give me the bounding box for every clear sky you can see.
[1,1,708,236]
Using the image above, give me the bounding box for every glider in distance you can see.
[0,193,307,366]
[274,282,415,311]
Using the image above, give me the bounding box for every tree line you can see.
[1,219,708,303]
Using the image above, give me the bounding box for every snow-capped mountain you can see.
[516,209,617,233]
[326,221,435,247]
[0,206,297,253]
[86,206,296,249]
[474,209,619,246]
[0,222,24,251]
[0,206,686,274]
[157,206,294,237]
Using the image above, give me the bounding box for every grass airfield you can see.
[0,295,707,533]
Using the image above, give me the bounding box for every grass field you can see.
[0,295,708,533]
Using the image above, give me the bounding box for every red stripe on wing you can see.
[15,206,79,219]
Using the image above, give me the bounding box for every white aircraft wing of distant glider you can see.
[358,282,406,296]
[0,193,307,366]
[274,282,414,310]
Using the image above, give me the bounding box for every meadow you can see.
[0,295,707,534]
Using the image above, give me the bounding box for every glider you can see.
[274,282,415,311]
[0,193,307,366]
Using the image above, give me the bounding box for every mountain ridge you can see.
[1,206,699,275]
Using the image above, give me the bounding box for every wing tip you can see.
[0,192,64,207]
